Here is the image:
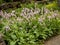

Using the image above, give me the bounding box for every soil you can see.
[0,34,6,45]
[44,35,60,45]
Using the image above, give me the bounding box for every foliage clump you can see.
[0,7,60,45]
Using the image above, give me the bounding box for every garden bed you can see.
[0,7,60,45]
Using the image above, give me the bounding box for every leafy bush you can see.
[0,7,60,45]
[46,1,59,10]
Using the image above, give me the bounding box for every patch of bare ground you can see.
[44,35,60,45]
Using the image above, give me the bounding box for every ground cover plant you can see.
[0,6,60,45]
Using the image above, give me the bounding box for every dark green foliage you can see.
[4,0,13,2]
[0,2,21,10]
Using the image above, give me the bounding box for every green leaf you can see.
[10,41,16,45]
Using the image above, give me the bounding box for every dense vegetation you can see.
[0,0,60,45]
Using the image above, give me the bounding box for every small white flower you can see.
[44,8,50,14]
[33,26,37,28]
[38,18,43,22]
[47,16,52,19]
[20,13,24,16]
[19,27,23,30]
[0,10,4,16]
[27,15,31,19]
[4,25,10,31]
[53,13,58,17]
[11,13,15,16]
[10,20,14,24]
[17,17,23,22]
[12,10,15,13]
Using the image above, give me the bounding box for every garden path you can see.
[44,35,60,45]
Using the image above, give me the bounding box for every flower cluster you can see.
[38,10,59,22]
[0,10,16,19]
[20,8,40,19]
[0,7,60,45]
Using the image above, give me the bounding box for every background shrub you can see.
[46,1,59,10]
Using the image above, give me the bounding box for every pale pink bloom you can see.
[34,11,40,14]
[3,12,11,19]
[20,8,40,19]
[51,15,56,18]
[44,8,50,14]
[54,10,58,13]
[0,10,4,16]
[51,13,58,18]
[47,16,52,19]
[32,17,36,20]
[23,15,27,18]
[6,13,11,19]
[23,8,29,12]
[27,15,31,19]
[4,25,10,31]
[53,13,58,17]
[11,13,15,16]
[26,8,30,12]
[9,20,14,24]
[30,9,33,13]
[38,18,43,22]
[19,27,23,30]
[34,11,37,14]
[33,26,37,28]
[23,12,26,16]
[12,10,15,13]
[38,16,45,23]
[20,13,24,16]
[34,8,40,14]
[17,17,23,22]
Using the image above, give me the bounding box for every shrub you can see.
[46,1,59,10]
[0,8,60,45]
